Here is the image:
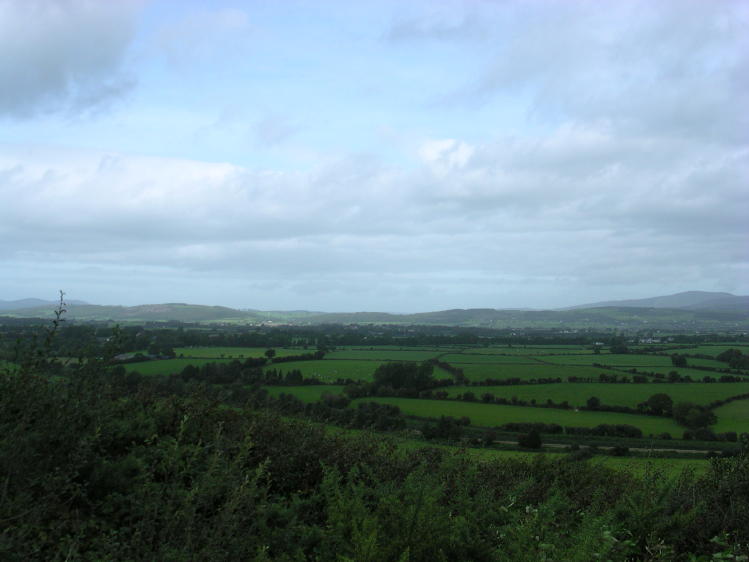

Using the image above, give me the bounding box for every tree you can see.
[518,430,542,449]
[373,361,435,391]
[670,354,687,368]
[672,401,717,429]
[264,348,276,362]
[586,396,601,409]
[645,393,673,416]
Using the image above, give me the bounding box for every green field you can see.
[265,359,454,382]
[327,426,709,476]
[325,349,443,361]
[439,353,545,364]
[712,399,749,434]
[544,354,676,367]
[264,385,345,402]
[126,357,233,376]
[685,345,749,357]
[263,360,381,382]
[453,363,626,382]
[445,382,749,409]
[643,365,747,378]
[174,346,308,359]
[686,357,740,369]
[461,345,595,355]
[352,397,683,435]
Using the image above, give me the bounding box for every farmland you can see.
[265,385,345,402]
[174,346,309,359]
[350,396,684,435]
[712,399,749,434]
[126,357,234,375]
[444,382,749,408]
[114,338,749,444]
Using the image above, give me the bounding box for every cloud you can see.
[1,125,746,310]
[0,0,141,118]
[386,11,486,43]
[156,7,251,67]
[469,0,749,144]
[253,114,300,147]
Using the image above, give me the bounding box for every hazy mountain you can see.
[2,302,259,323]
[564,291,748,311]
[0,298,88,311]
[2,292,748,329]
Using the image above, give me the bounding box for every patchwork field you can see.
[126,357,233,375]
[460,345,595,355]
[712,399,749,434]
[685,345,749,357]
[453,363,626,382]
[438,353,546,364]
[174,346,308,359]
[324,349,444,361]
[121,342,749,440]
[444,382,749,408]
[543,354,677,367]
[263,359,382,382]
[644,366,747,378]
[264,385,346,402]
[351,397,683,435]
[264,359,454,382]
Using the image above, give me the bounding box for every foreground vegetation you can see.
[3,310,749,559]
[3,362,749,561]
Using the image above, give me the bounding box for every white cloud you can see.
[0,0,141,118]
[1,128,746,310]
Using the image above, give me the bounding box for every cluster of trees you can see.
[717,348,749,370]
[621,367,748,383]
[426,358,468,384]
[344,361,454,399]
[495,421,644,439]
[249,389,406,432]
[421,415,470,440]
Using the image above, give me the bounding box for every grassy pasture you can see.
[265,359,454,382]
[328,426,709,476]
[685,345,749,357]
[543,354,676,367]
[459,346,594,356]
[686,357,738,369]
[126,358,234,376]
[454,363,626,382]
[337,345,462,352]
[174,346,307,359]
[264,385,345,402]
[643,366,747,379]
[325,349,443,361]
[445,382,749,409]
[264,360,380,382]
[438,353,545,364]
[712,399,749,434]
[352,397,683,435]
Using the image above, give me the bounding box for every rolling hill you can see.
[2,291,748,329]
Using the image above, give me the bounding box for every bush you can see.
[518,430,542,449]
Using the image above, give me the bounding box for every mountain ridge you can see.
[1,291,748,330]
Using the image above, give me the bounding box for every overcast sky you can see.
[1,0,747,312]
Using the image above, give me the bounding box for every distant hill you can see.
[564,291,748,311]
[300,306,749,330]
[2,292,748,329]
[2,302,260,323]
[0,298,88,311]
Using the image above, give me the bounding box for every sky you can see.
[0,0,747,312]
